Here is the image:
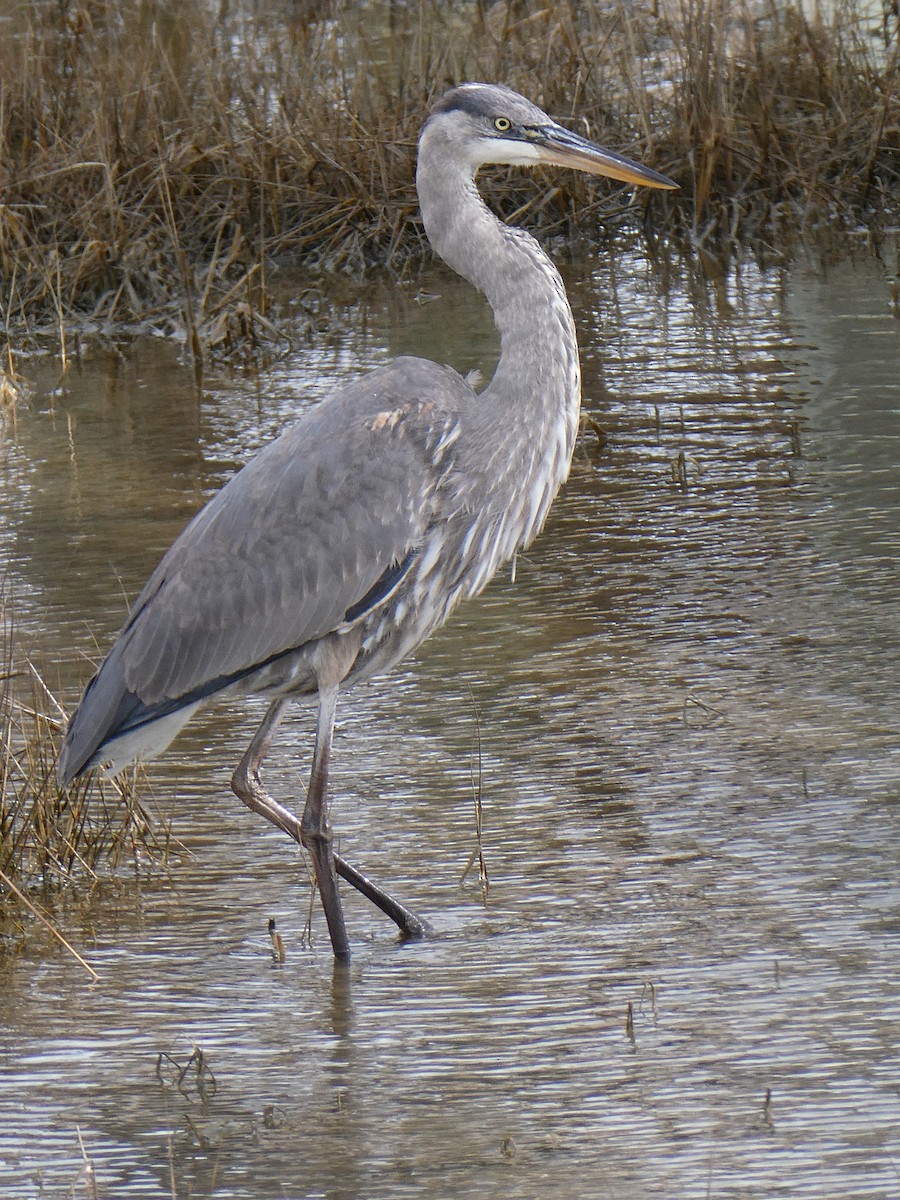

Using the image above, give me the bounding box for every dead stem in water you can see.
[1,288,31,426]
[0,362,29,430]
[460,694,489,903]
[0,1,895,342]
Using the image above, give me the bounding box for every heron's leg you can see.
[231,694,348,957]
[231,693,429,945]
[332,854,430,940]
[301,683,350,960]
[231,699,303,841]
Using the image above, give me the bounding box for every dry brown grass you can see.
[0,587,170,904]
[0,0,896,335]
[664,0,899,247]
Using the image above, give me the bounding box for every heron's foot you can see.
[334,851,432,941]
[232,722,427,951]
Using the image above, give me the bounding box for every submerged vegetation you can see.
[0,0,896,339]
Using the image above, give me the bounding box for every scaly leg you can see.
[333,853,430,940]
[230,697,429,951]
[231,699,297,837]
[300,683,349,960]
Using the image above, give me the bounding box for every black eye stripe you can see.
[492,121,547,141]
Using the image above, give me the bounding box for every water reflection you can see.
[1,249,898,1197]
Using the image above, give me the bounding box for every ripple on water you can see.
[0,253,898,1198]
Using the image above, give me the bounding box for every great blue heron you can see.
[58,83,676,960]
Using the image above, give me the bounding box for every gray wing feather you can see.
[117,357,474,705]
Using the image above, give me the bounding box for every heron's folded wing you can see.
[118,359,470,706]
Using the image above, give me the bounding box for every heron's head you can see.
[421,82,676,190]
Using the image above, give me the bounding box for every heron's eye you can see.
[493,117,511,132]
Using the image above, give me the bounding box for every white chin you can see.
[481,141,543,168]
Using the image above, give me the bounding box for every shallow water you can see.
[1,245,899,1198]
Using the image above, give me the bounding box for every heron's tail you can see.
[57,646,199,787]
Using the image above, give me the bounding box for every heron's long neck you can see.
[417,152,581,506]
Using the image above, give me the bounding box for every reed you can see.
[0,587,170,903]
[0,1,896,332]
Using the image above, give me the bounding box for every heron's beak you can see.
[538,124,677,190]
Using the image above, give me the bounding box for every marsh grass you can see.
[0,0,896,341]
[0,587,171,912]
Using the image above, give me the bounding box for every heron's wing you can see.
[115,357,473,707]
